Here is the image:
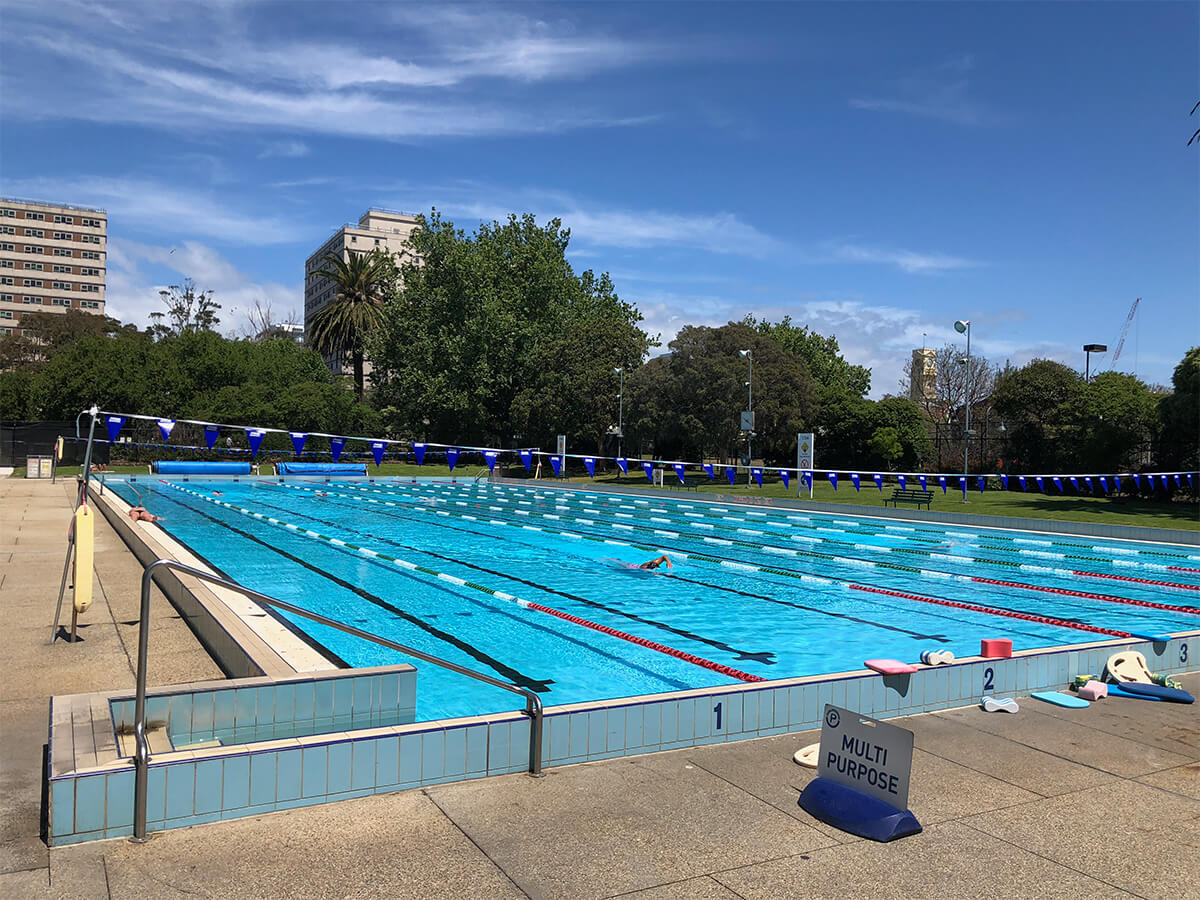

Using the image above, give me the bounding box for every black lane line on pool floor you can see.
[286,483,975,644]
[154,490,556,693]
[362,485,1103,641]
[250,492,779,666]
[239,495,702,684]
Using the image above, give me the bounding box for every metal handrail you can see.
[130,559,545,842]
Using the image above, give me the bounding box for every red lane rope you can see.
[523,601,765,683]
[1072,570,1200,593]
[849,584,1134,639]
[1169,566,1200,574]
[972,576,1200,616]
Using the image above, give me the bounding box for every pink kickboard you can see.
[865,658,919,675]
[1078,682,1108,701]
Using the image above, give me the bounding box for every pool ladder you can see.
[129,559,546,843]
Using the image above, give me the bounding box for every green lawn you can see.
[20,462,1197,532]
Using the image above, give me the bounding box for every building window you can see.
[81,300,100,309]
[25,228,45,238]
[80,267,100,276]
[0,276,11,284]
[80,217,102,228]
[0,294,13,302]
[53,231,71,240]
[52,297,69,306]
[81,250,100,260]
[0,225,13,235]
[81,284,100,293]
[52,281,71,290]
[0,260,12,269]
[82,235,101,244]
[53,264,71,273]
[23,263,42,270]
[25,246,44,254]
[0,310,11,319]
[0,209,14,217]
[24,296,43,304]
[0,243,13,252]
[23,279,43,287]
[25,212,45,221]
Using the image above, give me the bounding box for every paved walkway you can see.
[2,478,1198,899]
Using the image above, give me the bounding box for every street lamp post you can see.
[613,367,624,459]
[1083,343,1107,382]
[739,349,753,473]
[954,320,971,502]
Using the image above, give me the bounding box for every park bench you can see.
[883,488,934,509]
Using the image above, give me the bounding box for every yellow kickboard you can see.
[72,505,94,614]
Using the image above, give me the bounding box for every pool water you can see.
[110,478,1200,721]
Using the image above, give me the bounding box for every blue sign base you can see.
[799,777,922,842]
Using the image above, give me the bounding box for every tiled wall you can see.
[109,669,416,747]
[49,635,1196,845]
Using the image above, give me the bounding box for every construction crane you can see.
[1108,297,1141,371]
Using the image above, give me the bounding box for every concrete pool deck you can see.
[3,476,1198,899]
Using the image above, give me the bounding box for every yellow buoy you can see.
[72,505,94,614]
[55,436,64,461]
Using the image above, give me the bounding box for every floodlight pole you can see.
[614,367,624,459]
[740,349,753,477]
[955,321,971,503]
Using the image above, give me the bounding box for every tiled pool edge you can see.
[48,632,1197,846]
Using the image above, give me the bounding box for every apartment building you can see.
[303,208,419,376]
[0,198,106,336]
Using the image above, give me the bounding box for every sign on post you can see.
[797,432,815,498]
[556,434,566,478]
[816,704,914,809]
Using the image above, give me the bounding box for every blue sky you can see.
[1,1,1196,396]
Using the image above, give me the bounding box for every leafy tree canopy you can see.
[1157,346,1199,469]
[747,315,871,399]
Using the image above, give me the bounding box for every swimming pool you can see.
[108,478,1200,721]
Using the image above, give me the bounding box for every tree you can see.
[899,343,995,425]
[1157,346,1199,470]
[991,359,1083,472]
[308,249,395,400]
[1075,372,1158,472]
[370,210,653,447]
[154,279,221,338]
[747,315,871,398]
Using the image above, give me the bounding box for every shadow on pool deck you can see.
[2,477,1198,899]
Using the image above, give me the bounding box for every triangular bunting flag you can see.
[446,448,460,471]
[370,441,386,467]
[977,476,986,493]
[918,475,927,491]
[1018,475,1027,491]
[1052,476,1063,493]
[726,467,737,485]
[1069,476,1079,492]
[872,473,883,492]
[157,419,175,442]
[485,451,499,473]
[105,415,126,443]
[204,425,220,449]
[411,443,426,466]
[330,438,346,461]
[616,457,628,475]
[751,467,763,487]
[1172,474,1182,488]
[673,463,686,484]
[642,461,655,483]
[703,463,714,481]
[779,469,789,489]
[829,472,839,491]
[803,470,812,488]
[1131,473,1140,489]
[1000,474,1008,490]
[246,429,265,456]
[957,476,967,497]
[1098,476,1108,493]
[898,474,906,491]
[850,473,861,492]
[1035,476,1045,492]
[290,432,307,456]
[583,457,596,478]
[518,449,531,472]
[937,475,948,494]
[550,456,562,478]
[1084,476,1094,493]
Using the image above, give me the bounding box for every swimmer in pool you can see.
[638,555,672,570]
[128,507,163,523]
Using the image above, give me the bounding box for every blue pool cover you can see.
[275,462,368,475]
[152,461,252,474]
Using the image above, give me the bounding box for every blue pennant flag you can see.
[1160,474,1170,490]
[977,476,986,493]
[1113,474,1122,491]
[898,474,907,491]
[803,470,812,489]
[1098,476,1108,493]
[726,467,737,485]
[779,469,789,489]
[1018,476,1027,491]
[642,461,655,482]
[445,448,460,471]
[1052,476,1064,493]
[999,474,1008,490]
[410,443,426,466]
[518,448,531,471]
[751,467,763,487]
[1069,476,1080,492]
[616,457,628,475]
[703,463,714,481]
[937,475,948,494]
[485,451,499,473]
[850,473,861,492]
[105,415,126,443]
[204,425,220,449]
[1035,476,1045,492]
[1188,474,1194,487]
[330,438,346,461]
[370,441,386,467]
[873,473,883,492]
[246,429,265,456]
[550,456,562,478]
[1084,476,1094,493]
[1131,473,1141,489]
[583,457,596,478]
[290,432,307,456]
[958,476,967,497]
[919,474,928,492]
[157,419,175,442]
[673,463,686,484]
[829,472,839,491]
[1173,474,1182,488]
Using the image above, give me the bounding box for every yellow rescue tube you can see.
[72,505,94,614]
[55,436,64,461]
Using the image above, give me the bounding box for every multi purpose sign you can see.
[817,704,914,810]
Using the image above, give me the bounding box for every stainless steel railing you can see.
[130,559,545,842]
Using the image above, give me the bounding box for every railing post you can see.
[526,693,544,778]
[130,563,159,842]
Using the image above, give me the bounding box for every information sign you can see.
[817,704,914,810]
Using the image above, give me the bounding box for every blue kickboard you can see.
[1105,682,1162,702]
[798,777,922,843]
[1110,681,1194,704]
[1031,691,1089,709]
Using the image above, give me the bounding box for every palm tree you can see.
[308,249,392,400]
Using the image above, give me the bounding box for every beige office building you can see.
[0,198,107,336]
[303,208,419,376]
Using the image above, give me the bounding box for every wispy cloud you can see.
[850,55,995,126]
[0,175,310,244]
[824,242,980,274]
[258,140,310,159]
